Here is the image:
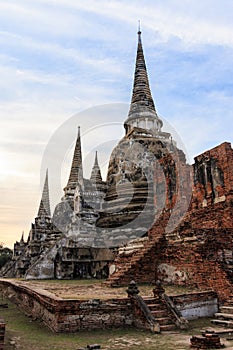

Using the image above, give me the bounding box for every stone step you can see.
[106,236,163,286]
[147,304,167,312]
[130,258,145,263]
[211,319,233,327]
[151,310,168,318]
[116,265,132,270]
[145,302,162,308]
[220,306,233,314]
[215,312,233,320]
[160,324,176,332]
[155,317,172,326]
[147,304,165,311]
[143,298,175,328]
[225,302,233,307]
[142,297,155,302]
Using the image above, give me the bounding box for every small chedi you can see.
[1,30,233,303]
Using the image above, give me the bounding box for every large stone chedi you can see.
[3,30,191,279]
[53,126,106,242]
[97,30,190,245]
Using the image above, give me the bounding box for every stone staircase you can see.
[108,237,163,286]
[212,296,233,327]
[143,296,176,331]
[107,211,170,287]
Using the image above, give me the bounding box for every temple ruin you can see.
[1,30,232,308]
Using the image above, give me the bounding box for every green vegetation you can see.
[0,246,12,269]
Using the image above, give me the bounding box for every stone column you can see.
[153,280,165,300]
[126,280,140,297]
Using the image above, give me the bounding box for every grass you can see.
[1,281,232,349]
[1,296,233,350]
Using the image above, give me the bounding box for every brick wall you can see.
[0,280,133,332]
[158,241,233,301]
[0,280,218,333]
[192,142,233,209]
[108,142,233,300]
[0,317,5,350]
[171,291,218,319]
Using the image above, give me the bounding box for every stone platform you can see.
[0,279,219,333]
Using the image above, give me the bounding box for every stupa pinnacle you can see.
[64,126,83,197]
[124,28,163,135]
[37,169,51,218]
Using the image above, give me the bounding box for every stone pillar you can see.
[126,280,140,297]
[153,280,165,300]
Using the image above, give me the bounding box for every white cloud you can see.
[2,0,233,49]
[40,0,233,47]
[0,0,233,247]
[0,30,127,75]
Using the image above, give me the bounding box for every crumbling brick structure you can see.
[108,142,233,301]
[158,143,233,301]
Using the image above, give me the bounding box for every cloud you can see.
[0,0,232,248]
[38,0,233,47]
[162,89,233,160]
[2,0,233,50]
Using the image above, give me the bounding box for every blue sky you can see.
[0,0,233,247]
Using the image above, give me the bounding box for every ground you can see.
[12,279,201,299]
[1,280,233,349]
[1,299,233,350]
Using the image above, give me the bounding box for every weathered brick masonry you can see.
[159,238,233,301]
[0,280,132,332]
[0,280,218,332]
[0,317,5,350]
[108,142,233,301]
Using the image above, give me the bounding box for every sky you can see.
[0,0,233,248]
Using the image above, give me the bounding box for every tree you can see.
[0,245,13,268]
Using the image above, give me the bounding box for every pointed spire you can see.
[37,169,51,217]
[90,151,103,184]
[94,151,98,166]
[138,20,141,44]
[129,27,156,115]
[20,231,24,244]
[65,126,83,191]
[124,27,163,134]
